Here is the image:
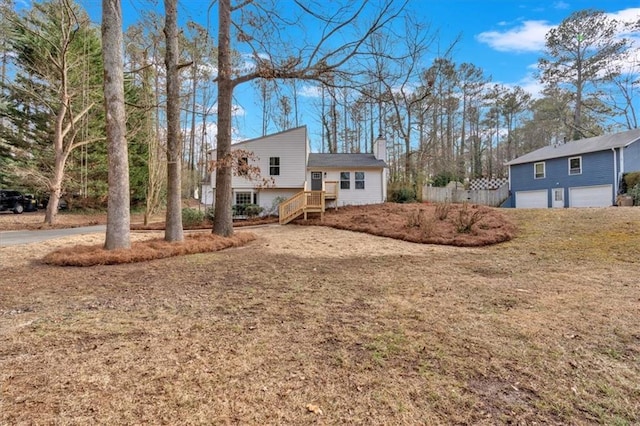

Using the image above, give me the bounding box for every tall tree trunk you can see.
[189,57,198,197]
[45,100,68,224]
[212,0,234,236]
[164,0,184,242]
[102,0,131,250]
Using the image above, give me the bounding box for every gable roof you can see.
[208,126,308,152]
[506,128,640,166]
[307,153,386,168]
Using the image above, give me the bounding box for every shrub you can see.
[432,171,460,188]
[434,200,451,220]
[205,207,215,222]
[624,172,640,192]
[629,183,640,206]
[453,203,485,233]
[407,208,426,228]
[232,204,245,216]
[232,203,263,217]
[406,208,435,237]
[182,208,206,228]
[389,186,417,203]
[244,204,264,218]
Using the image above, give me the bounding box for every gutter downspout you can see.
[612,148,618,200]
[507,165,512,207]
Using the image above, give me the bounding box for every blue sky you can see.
[69,0,640,147]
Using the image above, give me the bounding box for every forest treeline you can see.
[0,0,638,221]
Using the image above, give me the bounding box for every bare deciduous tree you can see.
[213,0,405,236]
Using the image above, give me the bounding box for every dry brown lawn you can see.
[1,205,639,425]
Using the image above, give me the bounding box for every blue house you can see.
[505,129,640,208]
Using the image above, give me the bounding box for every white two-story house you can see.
[202,126,388,219]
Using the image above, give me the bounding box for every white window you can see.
[340,172,350,189]
[355,172,365,189]
[534,162,545,179]
[569,157,582,175]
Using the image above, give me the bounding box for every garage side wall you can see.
[623,140,640,173]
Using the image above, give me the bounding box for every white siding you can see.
[210,127,308,190]
[257,189,301,214]
[307,168,385,206]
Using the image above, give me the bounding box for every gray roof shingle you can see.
[307,153,386,168]
[505,128,640,166]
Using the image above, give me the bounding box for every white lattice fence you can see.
[469,177,509,191]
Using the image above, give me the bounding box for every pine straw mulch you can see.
[41,232,256,267]
[296,202,516,246]
[3,203,515,267]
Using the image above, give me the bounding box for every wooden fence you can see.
[422,182,510,207]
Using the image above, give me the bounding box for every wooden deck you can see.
[278,181,338,224]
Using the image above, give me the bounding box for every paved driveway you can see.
[0,225,106,247]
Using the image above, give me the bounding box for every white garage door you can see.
[515,190,548,208]
[569,185,612,207]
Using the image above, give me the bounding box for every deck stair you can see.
[278,181,338,225]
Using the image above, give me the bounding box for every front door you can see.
[311,171,322,190]
[552,188,564,208]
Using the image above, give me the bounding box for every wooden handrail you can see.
[324,180,338,198]
[279,190,326,224]
[279,191,305,224]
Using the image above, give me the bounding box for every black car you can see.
[0,189,38,214]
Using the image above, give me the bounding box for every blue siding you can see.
[510,149,615,207]
[624,140,640,172]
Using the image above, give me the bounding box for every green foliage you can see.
[205,207,215,222]
[232,203,264,218]
[623,172,640,192]
[629,184,640,206]
[388,186,417,203]
[181,208,205,228]
[432,171,460,188]
[1,0,105,195]
[538,10,629,140]
[244,204,264,217]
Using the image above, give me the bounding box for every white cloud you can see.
[476,20,553,53]
[514,74,544,99]
[608,7,640,23]
[553,2,570,10]
[298,84,322,98]
[478,8,640,54]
